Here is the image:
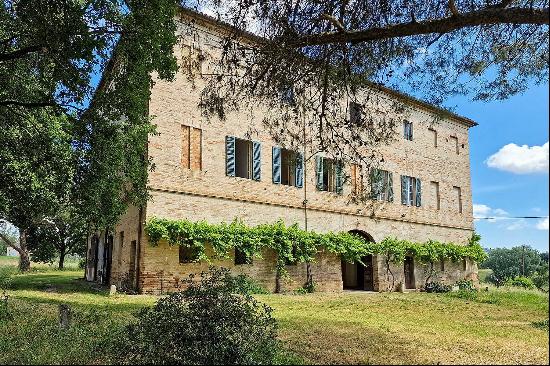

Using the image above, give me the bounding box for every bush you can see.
[456,279,476,292]
[531,319,549,331]
[425,281,452,293]
[0,266,17,290]
[504,276,536,290]
[531,269,549,291]
[78,257,87,270]
[117,267,280,365]
[230,274,270,295]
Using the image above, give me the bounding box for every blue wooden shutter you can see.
[401,175,408,205]
[387,172,394,202]
[410,122,413,140]
[252,141,261,181]
[335,160,344,194]
[226,136,235,177]
[272,146,281,184]
[295,152,304,188]
[315,156,324,190]
[415,178,422,207]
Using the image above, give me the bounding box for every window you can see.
[401,175,422,206]
[454,186,463,213]
[273,147,303,187]
[370,168,394,202]
[179,246,200,264]
[462,259,467,271]
[181,125,202,170]
[450,135,459,154]
[431,181,440,210]
[234,248,252,265]
[280,86,296,106]
[403,121,413,141]
[226,136,261,181]
[351,163,363,195]
[429,128,438,147]
[350,102,363,126]
[316,156,343,193]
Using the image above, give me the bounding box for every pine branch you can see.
[290,7,549,47]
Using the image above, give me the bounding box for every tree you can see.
[0,111,74,271]
[482,246,544,284]
[27,207,88,269]
[1,1,180,261]
[0,222,17,256]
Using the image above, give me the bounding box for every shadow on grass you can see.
[10,271,109,296]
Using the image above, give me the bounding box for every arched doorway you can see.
[342,230,375,291]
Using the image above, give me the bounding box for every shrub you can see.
[425,281,452,293]
[456,279,476,291]
[78,257,87,270]
[531,269,549,291]
[0,266,17,290]
[531,319,549,331]
[504,276,536,290]
[117,267,280,365]
[229,273,270,295]
[294,280,316,295]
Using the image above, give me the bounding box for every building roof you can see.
[177,6,478,128]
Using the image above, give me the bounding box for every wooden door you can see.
[404,256,415,289]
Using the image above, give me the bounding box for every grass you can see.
[0,264,548,365]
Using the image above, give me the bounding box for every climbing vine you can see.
[145,218,488,273]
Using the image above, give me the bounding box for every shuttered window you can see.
[454,186,463,213]
[450,135,459,154]
[226,136,261,181]
[401,175,422,206]
[181,125,202,170]
[272,147,303,188]
[370,168,394,202]
[315,156,343,194]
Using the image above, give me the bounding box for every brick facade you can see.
[86,8,478,294]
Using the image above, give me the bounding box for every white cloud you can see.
[473,204,508,222]
[536,217,549,231]
[486,142,549,174]
[506,219,527,231]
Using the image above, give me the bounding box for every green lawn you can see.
[0,265,548,365]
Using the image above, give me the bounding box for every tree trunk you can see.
[306,262,313,287]
[58,249,66,270]
[18,229,30,272]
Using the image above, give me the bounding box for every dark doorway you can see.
[404,256,415,289]
[342,230,375,291]
[129,240,137,290]
[102,234,113,285]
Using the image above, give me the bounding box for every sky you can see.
[445,83,549,252]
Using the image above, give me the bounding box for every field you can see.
[0,259,548,365]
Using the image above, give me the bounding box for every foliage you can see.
[0,266,16,291]
[145,218,488,273]
[481,246,545,284]
[456,279,476,292]
[425,281,451,293]
[504,276,536,290]
[531,319,549,331]
[229,273,270,295]
[117,267,280,365]
[26,208,88,269]
[531,268,549,292]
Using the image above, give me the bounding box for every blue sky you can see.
[446,83,549,252]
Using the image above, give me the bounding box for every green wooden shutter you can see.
[415,178,422,207]
[387,172,394,202]
[401,175,408,205]
[335,160,344,194]
[315,156,324,190]
[252,141,261,181]
[226,136,235,177]
[272,146,281,184]
[295,152,304,188]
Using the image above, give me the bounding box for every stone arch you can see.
[341,229,375,291]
